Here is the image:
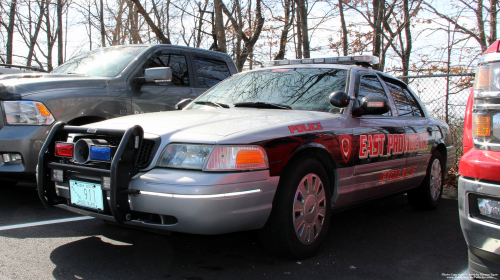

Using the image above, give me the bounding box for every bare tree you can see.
[131,0,171,44]
[424,0,498,52]
[1,0,18,64]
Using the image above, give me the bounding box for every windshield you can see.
[51,46,147,77]
[190,68,348,112]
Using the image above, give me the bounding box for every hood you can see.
[85,108,339,143]
[0,74,109,100]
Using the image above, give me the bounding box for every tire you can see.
[0,180,17,187]
[407,151,444,210]
[258,157,332,259]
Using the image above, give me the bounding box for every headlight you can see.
[3,101,55,125]
[156,144,269,171]
[204,146,268,171]
[157,144,214,169]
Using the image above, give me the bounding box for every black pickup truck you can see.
[0,45,237,184]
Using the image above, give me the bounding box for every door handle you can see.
[396,128,405,133]
[426,127,433,132]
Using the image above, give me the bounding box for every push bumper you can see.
[56,169,279,235]
[459,176,500,278]
[0,125,51,182]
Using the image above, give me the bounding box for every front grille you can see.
[72,135,156,168]
[137,139,156,168]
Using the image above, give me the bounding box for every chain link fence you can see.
[397,73,475,187]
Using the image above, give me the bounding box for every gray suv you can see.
[0,45,237,184]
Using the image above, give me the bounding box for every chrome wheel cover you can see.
[293,173,326,245]
[430,158,443,201]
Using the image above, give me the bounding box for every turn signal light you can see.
[476,65,491,88]
[474,116,491,136]
[236,150,265,165]
[55,142,74,157]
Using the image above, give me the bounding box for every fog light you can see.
[478,198,500,220]
[102,176,110,189]
[2,154,11,163]
[51,169,64,182]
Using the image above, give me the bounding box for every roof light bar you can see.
[263,55,380,68]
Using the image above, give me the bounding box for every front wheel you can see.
[258,157,331,259]
[407,152,444,210]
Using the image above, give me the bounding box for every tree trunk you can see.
[27,0,47,66]
[402,0,411,77]
[214,0,227,52]
[275,0,293,60]
[476,0,487,51]
[131,0,171,44]
[295,0,309,58]
[295,3,303,59]
[6,0,17,64]
[339,0,348,56]
[490,0,498,45]
[100,0,105,47]
[57,0,63,65]
[372,0,384,58]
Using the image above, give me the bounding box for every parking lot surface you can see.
[0,183,467,280]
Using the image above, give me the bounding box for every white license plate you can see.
[69,180,104,210]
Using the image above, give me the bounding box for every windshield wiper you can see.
[233,102,291,110]
[194,101,230,108]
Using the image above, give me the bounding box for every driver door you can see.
[348,73,409,202]
[129,49,198,114]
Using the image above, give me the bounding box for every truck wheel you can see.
[408,152,444,210]
[0,180,17,187]
[258,157,331,259]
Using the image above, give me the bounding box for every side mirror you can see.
[145,67,172,83]
[358,95,390,115]
[175,98,193,110]
[329,91,351,108]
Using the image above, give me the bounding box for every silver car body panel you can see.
[459,176,500,255]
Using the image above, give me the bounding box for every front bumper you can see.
[55,169,279,235]
[459,176,500,276]
[0,125,51,182]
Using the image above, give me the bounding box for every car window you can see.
[194,56,231,88]
[385,81,414,116]
[405,89,424,117]
[356,75,391,116]
[192,68,348,112]
[143,53,190,86]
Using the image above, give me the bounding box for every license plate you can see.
[69,180,104,210]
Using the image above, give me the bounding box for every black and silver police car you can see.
[37,55,456,258]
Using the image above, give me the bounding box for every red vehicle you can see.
[459,40,500,278]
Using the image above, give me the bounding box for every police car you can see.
[37,55,456,258]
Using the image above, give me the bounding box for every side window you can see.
[143,53,190,86]
[357,75,391,116]
[194,56,231,88]
[385,81,413,116]
[405,89,424,117]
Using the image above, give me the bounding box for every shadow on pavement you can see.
[0,189,463,280]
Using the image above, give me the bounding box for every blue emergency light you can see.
[89,146,112,162]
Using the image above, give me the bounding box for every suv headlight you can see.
[3,101,55,125]
[157,144,268,171]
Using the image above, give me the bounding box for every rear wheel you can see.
[408,151,444,210]
[0,180,17,187]
[258,157,331,259]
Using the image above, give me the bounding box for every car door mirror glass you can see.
[329,91,351,108]
[145,67,173,83]
[359,95,390,115]
[175,98,193,110]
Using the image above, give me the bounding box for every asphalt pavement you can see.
[0,183,468,280]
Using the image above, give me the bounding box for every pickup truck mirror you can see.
[145,67,172,83]
[329,91,351,108]
[353,95,390,116]
[175,98,193,110]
